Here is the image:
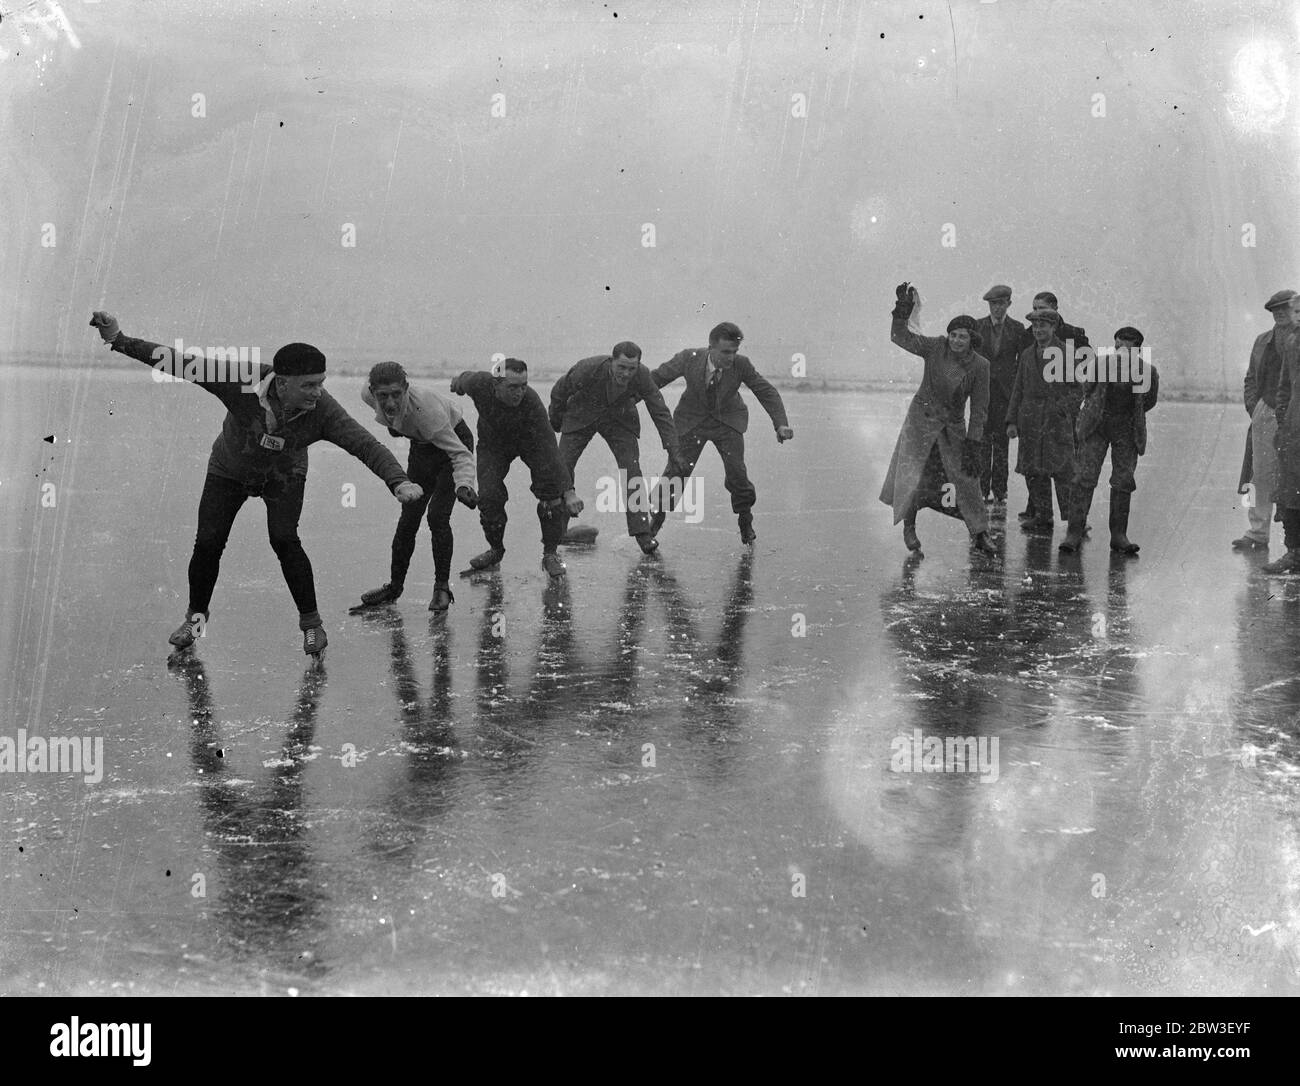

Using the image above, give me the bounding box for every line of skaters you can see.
[881,281,1159,560]
[88,312,792,658]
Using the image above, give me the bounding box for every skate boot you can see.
[300,611,327,656]
[168,611,208,650]
[1263,548,1300,574]
[971,531,998,556]
[738,512,756,546]
[903,521,921,552]
[1109,490,1140,555]
[541,550,567,578]
[429,582,454,612]
[354,582,402,610]
[468,546,505,571]
[635,532,659,555]
[649,509,667,537]
[1059,521,1086,553]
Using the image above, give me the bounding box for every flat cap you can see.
[982,284,1012,302]
[1025,308,1061,325]
[1265,289,1297,311]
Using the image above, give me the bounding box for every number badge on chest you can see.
[259,433,286,452]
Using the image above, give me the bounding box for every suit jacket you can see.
[1075,364,1160,456]
[548,355,680,458]
[975,315,1026,402]
[651,348,789,435]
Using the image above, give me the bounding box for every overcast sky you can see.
[2,0,1297,389]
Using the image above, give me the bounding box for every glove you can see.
[776,425,794,443]
[891,282,916,320]
[394,481,425,504]
[562,490,584,516]
[449,376,465,395]
[455,485,478,509]
[89,311,120,343]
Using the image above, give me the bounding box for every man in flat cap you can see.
[89,311,424,657]
[974,285,1025,511]
[1233,288,1297,552]
[1015,291,1089,526]
[1006,308,1078,535]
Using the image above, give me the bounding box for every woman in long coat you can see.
[879,283,997,556]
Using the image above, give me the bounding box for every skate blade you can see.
[348,600,395,615]
[459,564,500,578]
[560,525,599,546]
[306,648,326,668]
[166,646,197,666]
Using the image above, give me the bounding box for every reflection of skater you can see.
[1233,289,1296,553]
[89,312,423,656]
[549,342,682,554]
[879,284,997,556]
[1060,328,1159,555]
[648,322,793,546]
[1006,308,1078,537]
[450,360,583,578]
[354,362,479,613]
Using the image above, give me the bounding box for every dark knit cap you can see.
[946,315,983,350]
[1114,326,1144,347]
[273,342,326,376]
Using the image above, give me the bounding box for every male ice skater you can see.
[973,285,1025,510]
[450,359,583,577]
[1232,289,1296,552]
[89,311,423,656]
[1006,308,1078,536]
[354,362,479,613]
[549,341,682,555]
[1059,327,1159,555]
[648,322,794,546]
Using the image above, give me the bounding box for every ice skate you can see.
[303,624,328,657]
[349,582,402,614]
[461,546,505,575]
[541,551,567,578]
[429,582,454,612]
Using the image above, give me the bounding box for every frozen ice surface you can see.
[1,368,1298,995]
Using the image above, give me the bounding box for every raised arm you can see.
[90,311,252,407]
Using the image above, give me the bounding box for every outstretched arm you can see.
[651,351,689,390]
[90,311,254,407]
[739,359,791,435]
[318,398,419,501]
[637,370,682,461]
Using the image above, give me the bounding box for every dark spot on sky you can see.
[165,870,171,876]
[605,286,611,291]
[43,434,55,443]
[17,846,22,853]
[880,33,885,39]
[279,121,284,127]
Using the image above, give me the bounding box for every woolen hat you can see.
[273,343,327,375]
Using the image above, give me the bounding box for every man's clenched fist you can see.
[456,485,479,509]
[394,482,425,504]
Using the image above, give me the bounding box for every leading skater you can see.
[89,311,424,656]
[879,283,997,556]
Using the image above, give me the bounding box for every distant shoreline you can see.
[0,357,1242,405]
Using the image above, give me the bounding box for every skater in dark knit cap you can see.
[354,362,479,613]
[450,359,583,578]
[89,311,423,656]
